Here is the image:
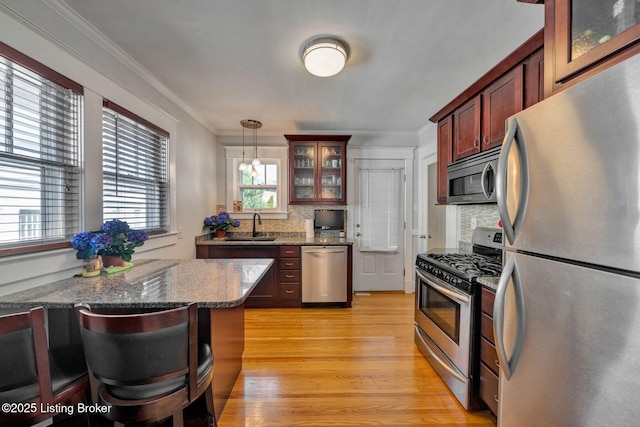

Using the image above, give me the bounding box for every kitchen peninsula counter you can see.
[0,258,273,309]
[0,258,273,422]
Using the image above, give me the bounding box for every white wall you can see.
[0,4,217,294]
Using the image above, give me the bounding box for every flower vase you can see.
[215,230,227,239]
[82,255,102,277]
[102,255,126,268]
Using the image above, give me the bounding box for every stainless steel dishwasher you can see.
[301,246,348,305]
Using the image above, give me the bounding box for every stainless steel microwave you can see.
[447,147,500,204]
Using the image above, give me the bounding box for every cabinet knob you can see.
[474,138,479,148]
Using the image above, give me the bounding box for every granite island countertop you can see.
[478,276,499,291]
[0,258,273,309]
[195,235,353,246]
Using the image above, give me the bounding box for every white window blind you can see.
[358,168,402,252]
[102,100,169,233]
[0,42,82,254]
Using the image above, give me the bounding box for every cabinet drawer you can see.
[480,337,500,376]
[479,362,499,415]
[279,245,300,258]
[481,312,495,344]
[280,283,300,301]
[481,287,496,316]
[280,270,300,282]
[279,258,300,270]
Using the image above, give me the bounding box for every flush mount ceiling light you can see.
[302,37,348,77]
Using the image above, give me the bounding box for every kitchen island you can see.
[0,258,274,422]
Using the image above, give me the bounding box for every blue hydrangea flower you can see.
[204,216,215,226]
[71,231,96,250]
[101,219,130,234]
[217,211,230,223]
[231,219,240,227]
[127,230,149,244]
[90,234,113,251]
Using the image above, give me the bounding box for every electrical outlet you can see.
[471,217,477,230]
[177,226,183,239]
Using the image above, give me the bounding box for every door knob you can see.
[355,232,361,237]
[419,234,426,239]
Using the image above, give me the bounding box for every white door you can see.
[353,159,405,292]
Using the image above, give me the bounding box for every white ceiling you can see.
[59,0,544,135]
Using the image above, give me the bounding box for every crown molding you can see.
[217,129,420,138]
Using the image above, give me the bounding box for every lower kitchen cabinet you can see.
[480,286,499,417]
[197,245,278,308]
[196,244,303,308]
[278,245,301,307]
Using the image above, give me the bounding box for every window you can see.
[102,100,169,233]
[239,163,279,209]
[0,42,83,254]
[225,146,288,217]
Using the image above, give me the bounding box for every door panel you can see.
[353,159,405,291]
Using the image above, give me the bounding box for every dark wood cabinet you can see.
[480,286,499,416]
[431,29,543,204]
[524,47,545,108]
[277,245,301,307]
[452,95,481,162]
[436,115,453,204]
[285,135,350,205]
[197,245,278,308]
[545,0,640,95]
[481,66,524,150]
[196,244,305,308]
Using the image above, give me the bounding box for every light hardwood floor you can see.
[217,293,497,427]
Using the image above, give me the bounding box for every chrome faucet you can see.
[252,212,262,237]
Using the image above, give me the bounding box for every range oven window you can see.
[420,280,461,344]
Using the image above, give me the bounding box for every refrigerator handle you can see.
[496,117,529,245]
[493,256,526,380]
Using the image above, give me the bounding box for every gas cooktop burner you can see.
[426,253,502,277]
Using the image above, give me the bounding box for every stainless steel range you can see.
[414,227,502,410]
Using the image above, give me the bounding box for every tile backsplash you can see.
[214,204,347,234]
[459,204,500,244]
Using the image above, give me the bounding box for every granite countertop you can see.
[195,235,353,246]
[478,276,499,291]
[0,258,273,309]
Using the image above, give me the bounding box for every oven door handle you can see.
[414,324,466,383]
[416,270,470,305]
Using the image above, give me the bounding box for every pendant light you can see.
[241,119,262,176]
[238,122,248,171]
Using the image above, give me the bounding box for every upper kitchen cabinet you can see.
[545,0,640,95]
[285,135,350,205]
[430,29,543,202]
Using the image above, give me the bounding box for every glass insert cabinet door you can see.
[319,143,343,200]
[552,0,640,82]
[286,135,349,205]
[292,143,316,200]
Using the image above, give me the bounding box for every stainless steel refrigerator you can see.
[494,52,640,426]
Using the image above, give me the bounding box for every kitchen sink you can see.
[225,236,276,241]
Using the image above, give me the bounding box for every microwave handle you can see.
[480,162,492,200]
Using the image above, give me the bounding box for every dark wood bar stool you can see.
[0,306,89,427]
[76,303,215,427]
